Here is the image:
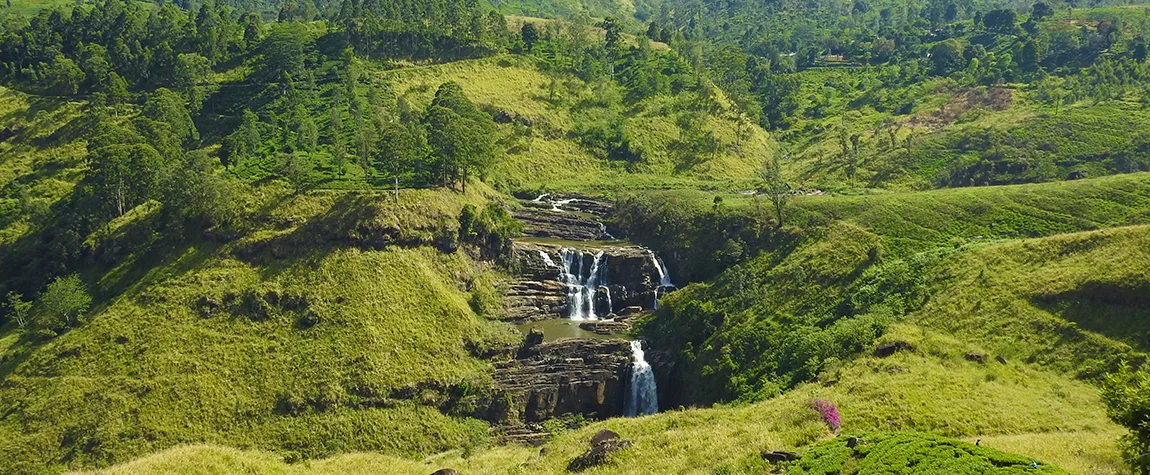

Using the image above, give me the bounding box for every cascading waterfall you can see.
[559,248,608,320]
[650,252,677,309]
[624,340,659,417]
[539,251,558,269]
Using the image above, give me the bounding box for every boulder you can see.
[761,451,798,463]
[874,341,913,357]
[431,470,462,475]
[524,328,545,347]
[964,352,988,364]
[590,429,620,445]
[995,355,1007,365]
[567,438,633,472]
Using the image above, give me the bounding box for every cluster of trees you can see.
[0,0,244,96]
[333,0,510,61]
[3,274,90,334]
[643,0,1149,131]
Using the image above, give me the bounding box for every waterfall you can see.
[624,340,659,417]
[650,252,676,309]
[602,286,613,318]
[539,251,558,268]
[559,248,607,320]
[598,222,616,240]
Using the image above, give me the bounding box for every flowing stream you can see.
[624,340,659,417]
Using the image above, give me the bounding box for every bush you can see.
[36,274,91,330]
[458,203,522,258]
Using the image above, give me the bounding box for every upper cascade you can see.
[558,248,608,321]
[513,193,616,241]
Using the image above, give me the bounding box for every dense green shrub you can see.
[789,432,1069,474]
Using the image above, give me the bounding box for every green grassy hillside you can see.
[624,174,1150,405]
[0,183,518,474]
[78,322,1123,474]
[378,56,776,192]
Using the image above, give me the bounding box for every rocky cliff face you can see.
[493,337,633,423]
[502,242,663,322]
[511,196,616,241]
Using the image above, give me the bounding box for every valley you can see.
[1,0,1150,473]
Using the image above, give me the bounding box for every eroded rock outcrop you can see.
[493,338,633,423]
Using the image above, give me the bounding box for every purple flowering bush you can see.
[810,399,841,433]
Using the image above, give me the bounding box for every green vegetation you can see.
[0,184,520,473]
[789,432,1068,474]
[81,322,1122,474]
[3,0,1150,472]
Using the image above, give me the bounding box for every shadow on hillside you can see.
[1032,281,1150,352]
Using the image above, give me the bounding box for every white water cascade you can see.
[558,248,608,320]
[624,340,659,417]
[650,253,677,309]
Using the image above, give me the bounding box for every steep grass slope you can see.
[0,184,517,474]
[0,87,88,246]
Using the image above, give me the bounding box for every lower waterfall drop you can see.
[624,340,659,417]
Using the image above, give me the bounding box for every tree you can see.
[165,151,242,231]
[173,53,211,112]
[1103,362,1150,475]
[1032,2,1055,20]
[1134,36,1148,62]
[984,9,1017,33]
[424,82,495,192]
[374,122,426,181]
[521,23,539,52]
[4,292,32,328]
[930,39,966,75]
[87,143,165,217]
[1018,39,1040,73]
[222,109,261,168]
[260,22,309,80]
[141,88,199,148]
[43,54,85,95]
[38,274,91,328]
[242,12,263,50]
[761,153,790,228]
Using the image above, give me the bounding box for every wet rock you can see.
[578,320,632,335]
[964,352,988,364]
[619,306,644,316]
[568,438,633,472]
[761,451,798,463]
[874,341,913,357]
